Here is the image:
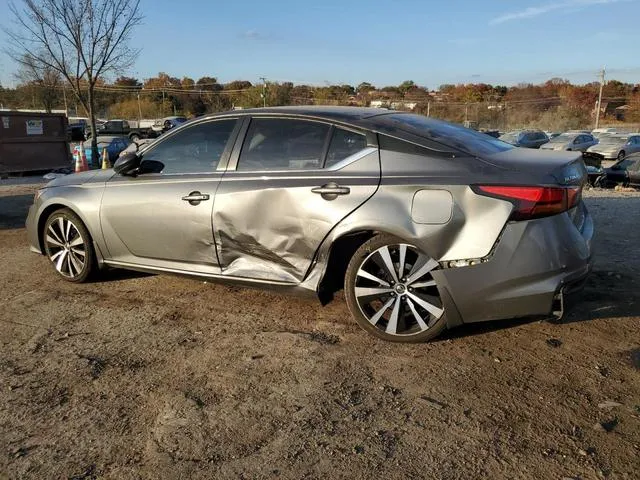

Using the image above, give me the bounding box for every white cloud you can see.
[490,0,632,25]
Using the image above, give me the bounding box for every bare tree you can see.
[4,0,142,155]
[15,54,62,113]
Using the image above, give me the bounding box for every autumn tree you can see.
[5,0,143,157]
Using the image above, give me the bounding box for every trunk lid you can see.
[480,148,587,186]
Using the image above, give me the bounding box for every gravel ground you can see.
[0,184,638,479]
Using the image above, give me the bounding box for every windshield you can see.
[384,114,514,155]
[499,132,520,143]
[549,134,575,143]
[599,136,627,145]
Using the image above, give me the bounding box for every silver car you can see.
[540,133,598,152]
[26,107,593,342]
[586,134,640,163]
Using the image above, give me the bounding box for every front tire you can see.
[344,234,447,342]
[618,150,626,161]
[43,208,96,282]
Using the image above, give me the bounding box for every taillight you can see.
[473,185,581,221]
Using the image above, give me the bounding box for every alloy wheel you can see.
[353,243,444,337]
[45,216,87,279]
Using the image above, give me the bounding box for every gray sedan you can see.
[586,134,640,162]
[540,133,598,152]
[26,107,593,342]
[499,130,549,148]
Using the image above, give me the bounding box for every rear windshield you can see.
[383,113,513,156]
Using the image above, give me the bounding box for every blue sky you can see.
[1,0,639,88]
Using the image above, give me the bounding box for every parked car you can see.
[499,130,549,148]
[67,117,88,142]
[596,153,640,188]
[26,107,593,343]
[540,132,598,152]
[152,116,188,134]
[591,127,618,138]
[86,119,157,141]
[585,134,640,165]
[73,136,130,168]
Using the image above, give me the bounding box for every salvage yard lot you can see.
[0,182,639,479]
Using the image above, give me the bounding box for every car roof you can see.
[174,106,515,155]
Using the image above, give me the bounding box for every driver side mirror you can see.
[113,152,141,176]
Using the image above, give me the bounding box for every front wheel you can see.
[344,234,447,342]
[43,208,96,282]
[130,133,141,142]
[618,150,626,161]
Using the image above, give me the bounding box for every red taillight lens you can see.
[474,185,581,221]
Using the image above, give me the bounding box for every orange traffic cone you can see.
[78,143,89,171]
[101,147,111,169]
[74,147,84,173]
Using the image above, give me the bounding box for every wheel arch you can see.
[36,201,105,265]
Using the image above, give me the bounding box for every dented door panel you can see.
[213,150,380,282]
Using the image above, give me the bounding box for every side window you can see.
[141,119,236,174]
[237,118,330,171]
[325,128,368,168]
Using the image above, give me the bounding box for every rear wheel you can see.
[618,150,626,161]
[130,133,141,142]
[43,209,95,282]
[344,234,447,342]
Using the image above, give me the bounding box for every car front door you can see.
[212,116,380,283]
[100,117,241,273]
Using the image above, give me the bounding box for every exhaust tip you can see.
[552,290,564,321]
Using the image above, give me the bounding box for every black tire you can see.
[43,208,96,283]
[344,234,448,343]
[618,150,626,161]
[130,133,141,142]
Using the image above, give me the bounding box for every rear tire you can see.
[43,208,96,283]
[130,133,141,142]
[344,234,447,342]
[618,150,626,161]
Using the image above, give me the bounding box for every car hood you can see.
[540,142,567,150]
[45,169,115,188]
[588,144,620,152]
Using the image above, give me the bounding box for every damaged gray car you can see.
[26,107,593,342]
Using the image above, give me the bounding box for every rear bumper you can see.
[436,202,593,324]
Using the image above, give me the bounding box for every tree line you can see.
[2,74,639,131]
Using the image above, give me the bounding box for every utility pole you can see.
[137,91,142,121]
[426,101,431,117]
[260,76,267,107]
[595,67,605,129]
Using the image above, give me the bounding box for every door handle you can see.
[311,183,350,196]
[181,191,210,205]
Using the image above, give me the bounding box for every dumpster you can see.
[0,111,70,175]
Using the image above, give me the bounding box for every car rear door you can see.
[212,116,380,283]
[100,117,241,272]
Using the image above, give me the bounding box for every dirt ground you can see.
[0,180,638,480]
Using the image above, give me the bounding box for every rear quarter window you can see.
[381,114,514,156]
